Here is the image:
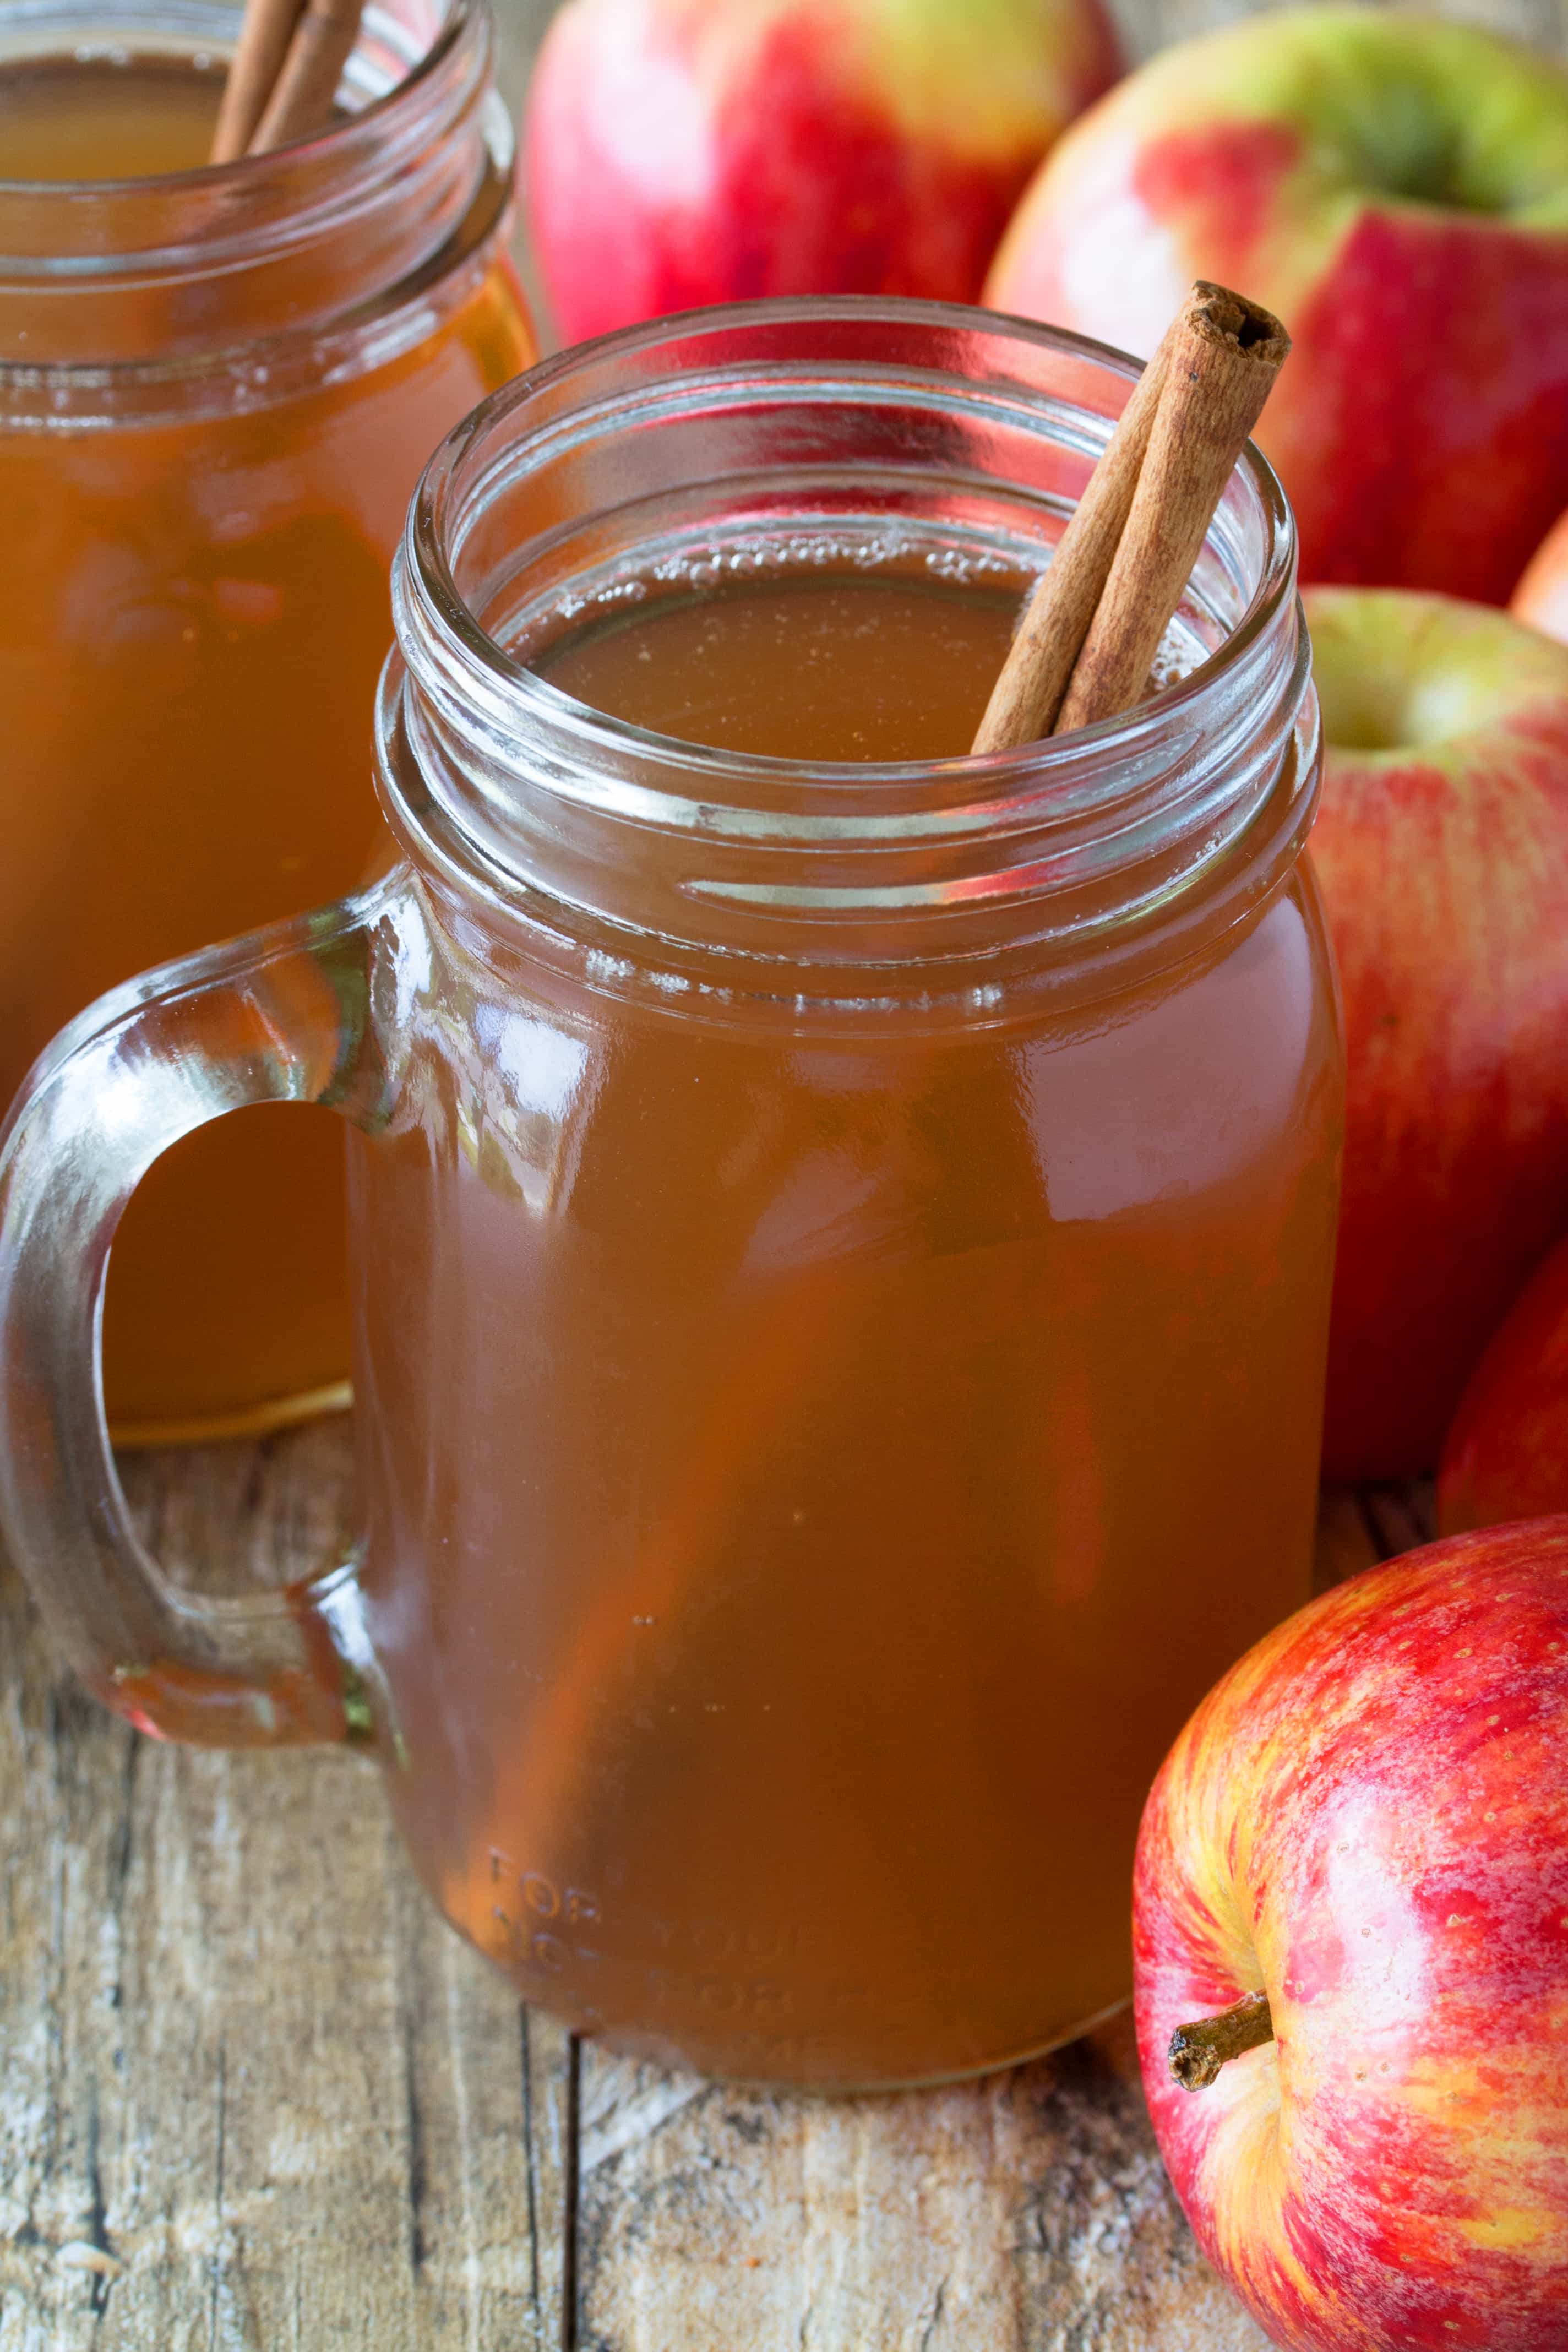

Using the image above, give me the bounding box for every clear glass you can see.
[0,303,1344,2088]
[0,0,535,1441]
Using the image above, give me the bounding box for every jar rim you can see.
[0,0,473,200]
[405,294,1298,800]
[385,297,1315,988]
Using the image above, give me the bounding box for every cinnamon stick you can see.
[249,0,368,153]
[209,0,305,161]
[1055,286,1289,733]
[970,322,1176,755]
[972,283,1289,755]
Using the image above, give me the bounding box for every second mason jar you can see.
[0,0,533,1439]
[0,303,1343,2087]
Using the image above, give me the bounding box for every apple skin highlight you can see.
[523,0,1121,344]
[985,7,1568,603]
[1134,1523,1568,2352]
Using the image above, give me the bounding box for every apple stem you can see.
[1168,1990,1275,2091]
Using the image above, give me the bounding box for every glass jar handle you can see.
[0,874,408,1749]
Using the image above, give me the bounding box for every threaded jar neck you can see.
[382,300,1317,1012]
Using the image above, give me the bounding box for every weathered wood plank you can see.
[576,2016,1273,2351]
[0,1421,570,2351]
[495,0,1568,91]
[1360,1480,1438,1567]
[492,0,560,117]
[1314,1484,1381,1594]
[1124,0,1566,58]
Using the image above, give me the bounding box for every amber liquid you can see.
[0,51,222,175]
[355,563,1342,2085]
[0,54,533,1436]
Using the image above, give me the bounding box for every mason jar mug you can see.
[0,0,533,1441]
[0,303,1343,2088]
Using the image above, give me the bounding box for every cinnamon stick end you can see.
[1185,280,1292,375]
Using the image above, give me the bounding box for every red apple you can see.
[1514,509,1568,649]
[1303,588,1568,1480]
[522,0,1121,346]
[1439,1234,1568,1535]
[984,8,1568,603]
[1134,1521,1568,2352]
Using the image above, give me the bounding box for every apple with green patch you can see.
[985,8,1568,602]
[1439,1234,1568,1535]
[522,0,1121,345]
[1135,1522,1568,2352]
[1302,589,1568,1480]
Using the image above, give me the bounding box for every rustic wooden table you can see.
[5,0,1564,2344]
[0,1429,1425,2350]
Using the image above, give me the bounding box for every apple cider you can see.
[0,8,533,1438]
[353,519,1342,2082]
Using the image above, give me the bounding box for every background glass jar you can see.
[0,303,1343,2088]
[0,0,534,1440]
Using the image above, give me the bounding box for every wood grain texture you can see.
[1109,0,1567,57]
[0,1419,569,2352]
[576,2019,1276,2352]
[494,0,1568,90]
[1314,1485,1381,1596]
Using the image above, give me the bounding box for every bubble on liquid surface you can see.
[493,516,1218,694]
